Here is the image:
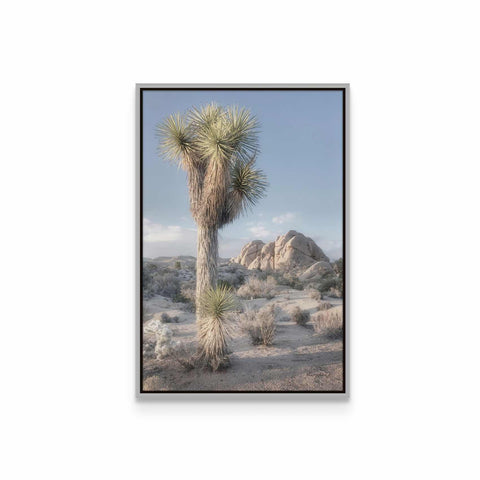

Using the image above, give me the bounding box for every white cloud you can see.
[143,219,182,243]
[142,217,342,262]
[143,218,197,257]
[248,224,274,239]
[272,212,295,225]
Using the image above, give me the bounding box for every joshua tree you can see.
[157,103,267,368]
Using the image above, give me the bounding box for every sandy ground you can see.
[142,286,344,392]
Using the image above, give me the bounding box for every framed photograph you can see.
[137,84,348,394]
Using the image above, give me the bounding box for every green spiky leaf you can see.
[198,284,236,320]
[229,156,268,215]
[198,284,236,370]
[156,113,194,165]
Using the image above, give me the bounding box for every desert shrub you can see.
[270,272,303,290]
[183,288,197,311]
[237,276,275,299]
[257,306,276,345]
[169,341,196,371]
[224,264,238,273]
[318,275,342,294]
[198,285,236,371]
[251,270,268,281]
[239,304,276,346]
[233,271,246,286]
[266,275,277,286]
[268,272,283,283]
[307,288,322,301]
[312,309,343,339]
[142,263,181,299]
[172,285,196,312]
[181,285,196,303]
[317,301,333,311]
[217,279,236,290]
[218,268,246,288]
[173,292,188,303]
[174,260,181,270]
[238,307,256,328]
[290,279,304,290]
[291,306,310,327]
[160,312,179,323]
[333,257,344,279]
[156,272,181,298]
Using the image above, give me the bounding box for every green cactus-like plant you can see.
[197,284,236,370]
[157,104,267,367]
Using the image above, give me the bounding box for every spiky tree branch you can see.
[221,154,268,226]
[157,103,267,227]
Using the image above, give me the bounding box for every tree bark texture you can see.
[195,225,218,316]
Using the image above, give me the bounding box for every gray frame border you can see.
[135,84,349,400]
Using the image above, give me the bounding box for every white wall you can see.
[1,1,479,479]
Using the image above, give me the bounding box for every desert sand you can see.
[142,285,344,392]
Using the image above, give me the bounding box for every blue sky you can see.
[143,89,343,260]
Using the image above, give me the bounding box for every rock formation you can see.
[298,261,333,281]
[231,230,330,274]
[232,240,265,269]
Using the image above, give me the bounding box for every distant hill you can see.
[143,255,230,267]
[143,256,196,268]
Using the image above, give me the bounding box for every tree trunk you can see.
[195,224,218,316]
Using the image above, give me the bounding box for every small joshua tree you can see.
[158,104,267,368]
[197,284,236,370]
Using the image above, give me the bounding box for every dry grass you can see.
[291,306,310,327]
[180,285,196,302]
[270,272,304,290]
[307,288,322,302]
[312,308,343,339]
[317,301,333,311]
[175,285,196,312]
[266,275,277,286]
[237,276,276,299]
[169,342,197,371]
[239,304,276,346]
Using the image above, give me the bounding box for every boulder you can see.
[259,242,275,270]
[275,231,329,272]
[298,261,333,282]
[231,240,265,268]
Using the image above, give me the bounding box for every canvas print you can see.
[139,85,347,393]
